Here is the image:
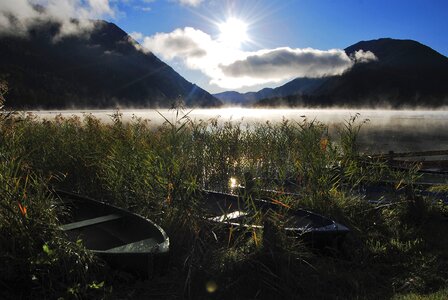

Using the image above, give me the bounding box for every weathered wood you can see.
[371,149,448,159]
[103,238,160,253]
[61,213,123,231]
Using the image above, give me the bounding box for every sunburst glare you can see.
[218,17,249,48]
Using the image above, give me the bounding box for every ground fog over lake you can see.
[28,108,448,154]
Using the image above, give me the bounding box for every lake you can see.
[25,108,448,154]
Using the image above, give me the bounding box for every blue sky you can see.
[2,0,447,94]
[109,0,448,93]
[117,0,448,55]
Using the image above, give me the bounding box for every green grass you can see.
[1,107,448,299]
[393,288,448,300]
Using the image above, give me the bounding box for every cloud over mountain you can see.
[142,27,209,61]
[220,48,377,79]
[139,27,377,89]
[0,0,115,38]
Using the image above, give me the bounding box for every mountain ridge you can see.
[0,20,221,109]
[215,38,448,108]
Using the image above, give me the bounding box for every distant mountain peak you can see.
[345,38,448,68]
[217,38,448,108]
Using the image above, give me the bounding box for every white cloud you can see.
[177,0,204,7]
[141,27,378,89]
[130,31,143,41]
[0,0,116,38]
[134,5,152,12]
[351,49,378,63]
[142,27,210,61]
[220,48,352,79]
[88,0,115,16]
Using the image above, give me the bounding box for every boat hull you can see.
[201,190,350,248]
[55,190,169,277]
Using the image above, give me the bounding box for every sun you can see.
[218,17,248,48]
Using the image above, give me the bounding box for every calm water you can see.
[26,108,448,154]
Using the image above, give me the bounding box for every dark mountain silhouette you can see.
[0,20,221,109]
[214,78,326,106]
[216,38,448,108]
[307,38,448,107]
[214,89,272,105]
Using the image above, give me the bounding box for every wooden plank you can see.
[61,213,123,231]
[103,238,160,253]
[209,210,248,222]
[371,149,448,159]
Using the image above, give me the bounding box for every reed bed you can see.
[1,106,447,299]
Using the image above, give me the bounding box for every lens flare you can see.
[206,280,218,293]
[218,17,248,48]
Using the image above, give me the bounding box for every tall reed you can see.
[1,107,447,299]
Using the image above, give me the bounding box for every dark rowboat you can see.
[55,190,169,276]
[359,181,448,205]
[201,190,350,248]
[370,149,448,177]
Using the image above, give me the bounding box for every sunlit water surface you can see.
[26,108,448,154]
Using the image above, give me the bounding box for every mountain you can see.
[218,38,448,108]
[0,20,221,109]
[214,89,272,105]
[306,38,448,107]
[214,79,326,105]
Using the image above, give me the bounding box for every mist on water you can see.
[25,107,448,154]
